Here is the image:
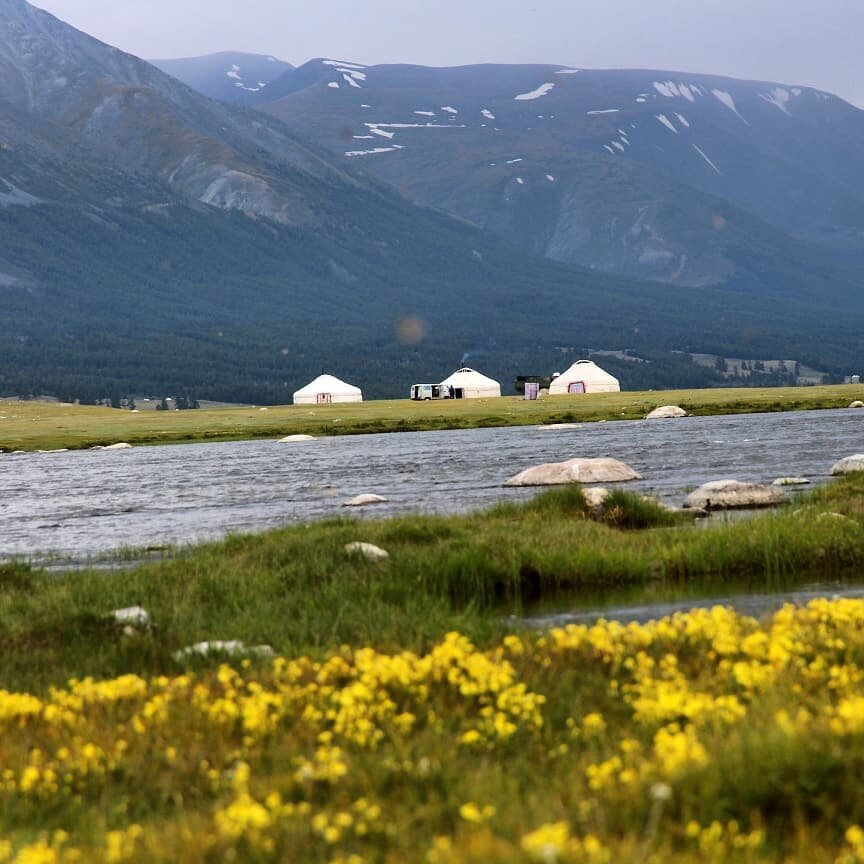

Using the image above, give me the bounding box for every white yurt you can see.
[439,367,502,399]
[293,373,362,405]
[548,360,620,395]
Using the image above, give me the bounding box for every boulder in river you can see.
[344,541,389,561]
[645,405,687,420]
[772,477,810,486]
[343,493,388,507]
[505,457,641,486]
[684,480,785,510]
[849,401,864,409]
[832,454,864,475]
[103,442,133,450]
[277,434,316,443]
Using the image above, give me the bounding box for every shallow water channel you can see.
[2,407,863,621]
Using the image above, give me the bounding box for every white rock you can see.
[505,457,641,486]
[109,606,151,630]
[772,477,810,486]
[849,401,864,408]
[536,423,581,431]
[343,493,388,507]
[582,487,611,508]
[832,454,864,475]
[645,405,687,419]
[278,434,317,443]
[344,541,390,560]
[103,442,133,450]
[684,480,785,510]
[816,512,856,525]
[173,641,276,661]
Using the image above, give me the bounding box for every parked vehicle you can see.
[410,383,451,400]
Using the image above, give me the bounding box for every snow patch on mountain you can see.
[323,60,367,70]
[327,82,339,89]
[345,146,403,157]
[759,87,791,114]
[342,73,361,88]
[653,81,701,102]
[587,109,619,114]
[0,178,42,208]
[675,113,690,128]
[414,110,436,116]
[555,68,580,74]
[227,64,240,80]
[514,83,555,101]
[481,109,495,119]
[691,144,722,175]
[712,89,748,123]
[655,114,678,134]
[441,106,458,114]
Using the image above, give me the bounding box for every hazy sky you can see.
[33,0,864,107]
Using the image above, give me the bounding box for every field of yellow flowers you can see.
[5,597,864,863]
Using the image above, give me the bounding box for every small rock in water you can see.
[536,423,581,431]
[684,480,785,510]
[505,457,641,487]
[103,442,133,450]
[849,401,864,409]
[277,434,317,443]
[645,405,687,420]
[772,477,810,486]
[344,541,389,561]
[343,493,388,507]
[831,454,864,475]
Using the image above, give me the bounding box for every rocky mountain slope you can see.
[1,0,862,401]
[248,60,864,288]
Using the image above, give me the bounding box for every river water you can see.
[2,407,862,568]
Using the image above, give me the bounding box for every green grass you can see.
[1,383,864,451]
[3,475,864,692]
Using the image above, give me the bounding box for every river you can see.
[2,406,862,565]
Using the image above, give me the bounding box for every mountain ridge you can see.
[1,2,862,401]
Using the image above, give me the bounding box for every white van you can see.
[410,383,451,400]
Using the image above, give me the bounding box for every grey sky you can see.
[33,0,864,107]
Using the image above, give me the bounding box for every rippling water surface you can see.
[1,408,862,564]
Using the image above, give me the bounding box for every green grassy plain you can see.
[2,383,864,451]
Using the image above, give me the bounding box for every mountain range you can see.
[248,59,864,288]
[1,0,862,402]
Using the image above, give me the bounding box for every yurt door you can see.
[567,382,586,394]
[316,393,332,404]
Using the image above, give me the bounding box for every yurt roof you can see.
[556,360,618,384]
[439,367,500,387]
[293,373,361,397]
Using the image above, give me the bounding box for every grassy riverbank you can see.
[3,478,864,861]
[3,474,864,692]
[2,383,863,451]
